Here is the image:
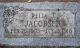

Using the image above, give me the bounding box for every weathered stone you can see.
[0,2,79,46]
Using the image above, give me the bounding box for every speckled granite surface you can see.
[0,2,80,46]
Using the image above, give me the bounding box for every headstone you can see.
[0,2,80,46]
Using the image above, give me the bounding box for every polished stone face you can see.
[3,7,74,38]
[0,2,80,46]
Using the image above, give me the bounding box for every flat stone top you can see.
[0,0,79,2]
[0,2,80,46]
